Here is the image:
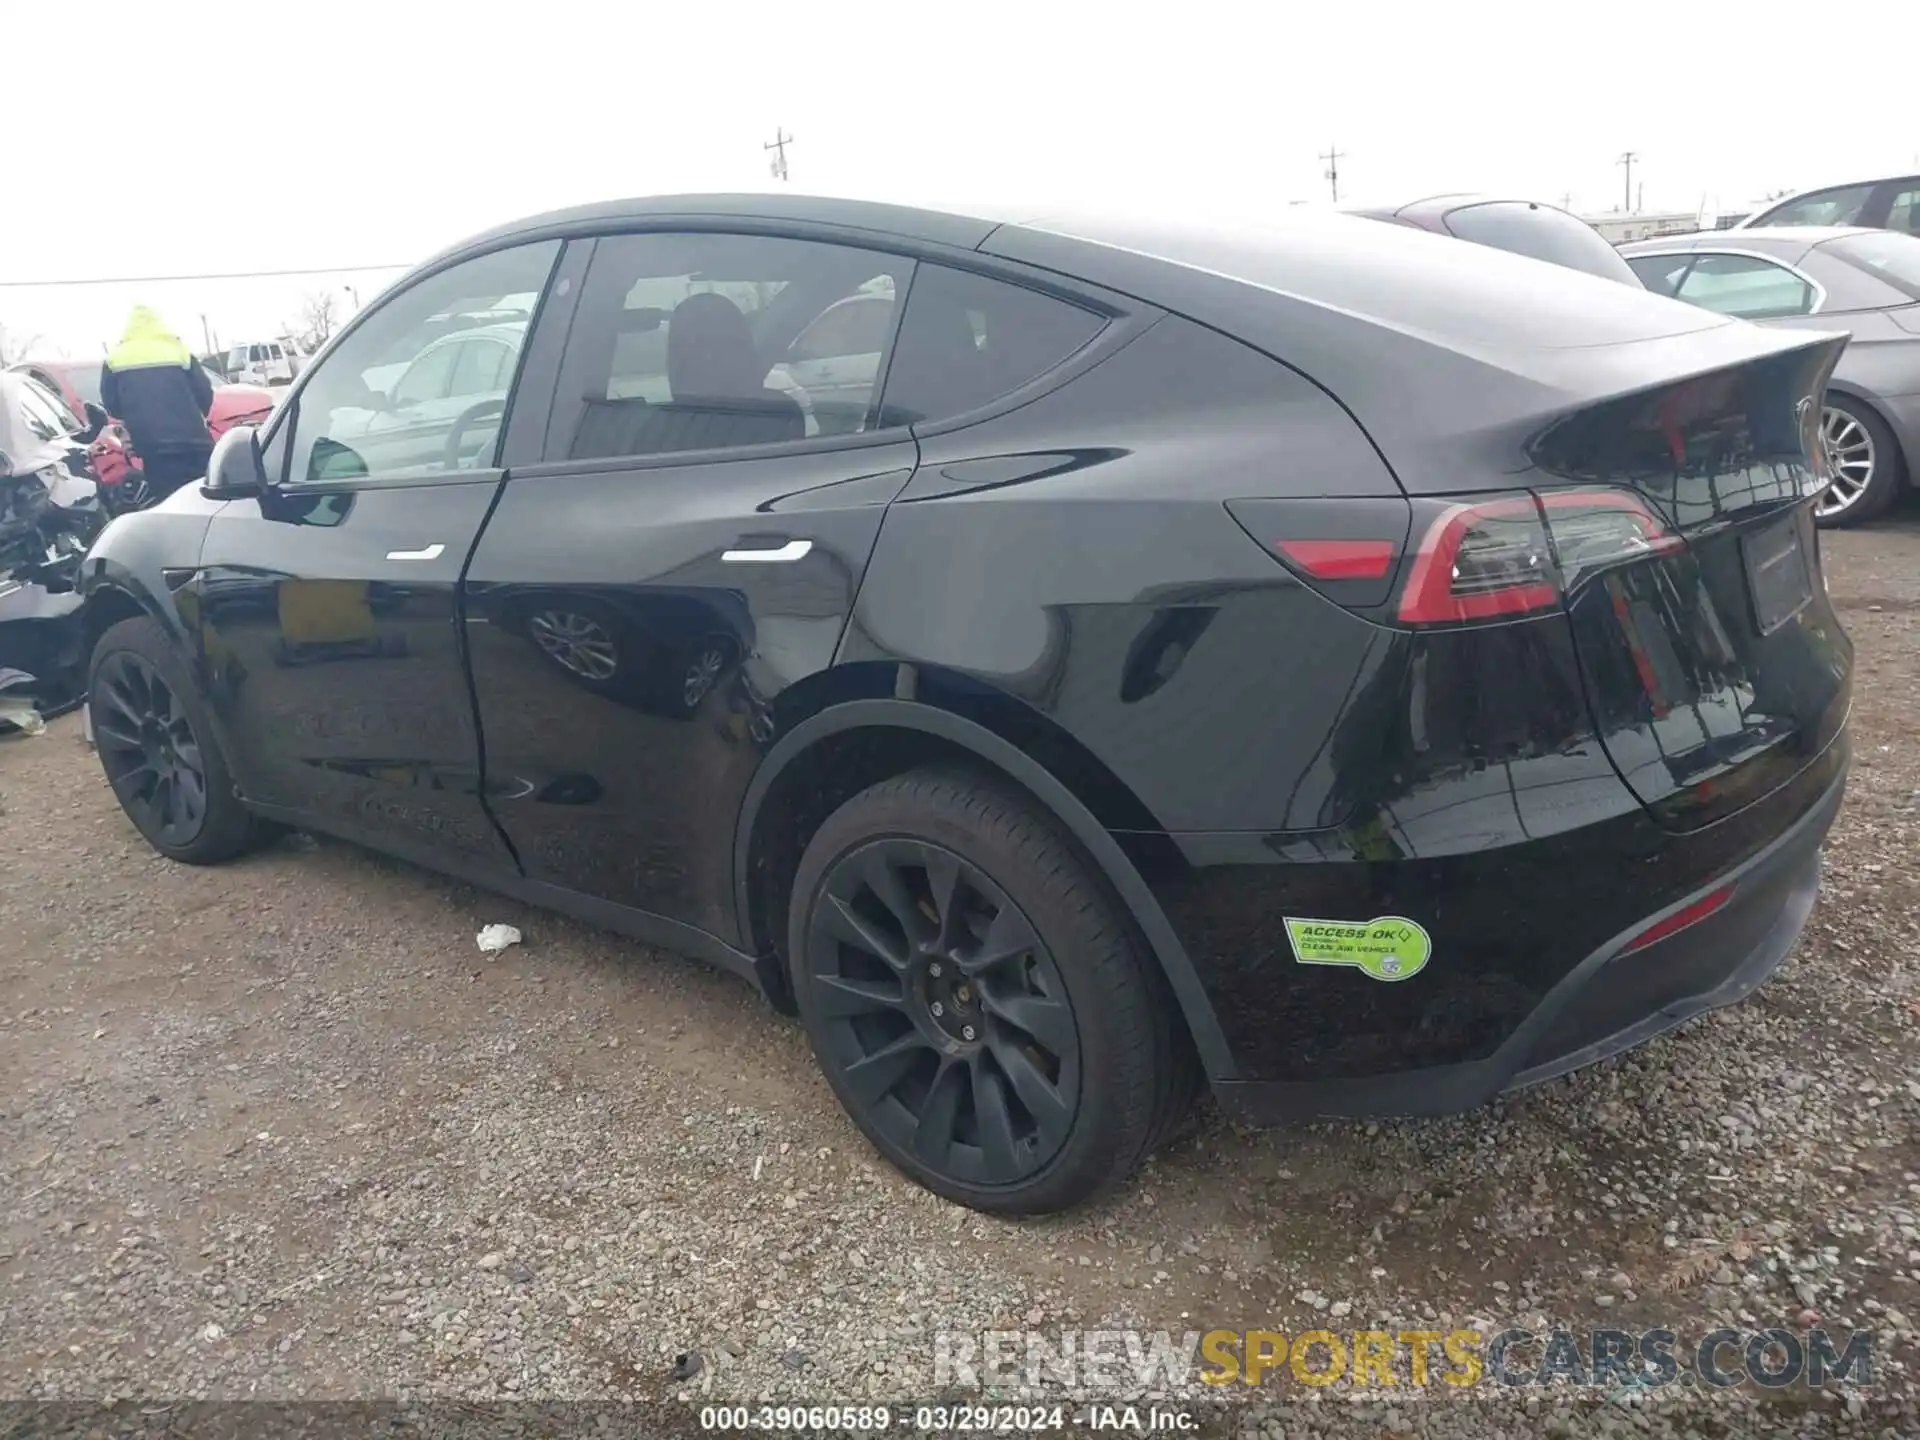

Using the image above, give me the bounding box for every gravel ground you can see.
[3,512,1919,1439]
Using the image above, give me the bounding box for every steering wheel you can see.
[442,398,508,471]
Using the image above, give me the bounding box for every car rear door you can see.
[462,229,920,944]
[190,238,562,870]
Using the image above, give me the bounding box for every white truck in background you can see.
[223,338,308,386]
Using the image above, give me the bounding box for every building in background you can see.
[1581,210,1703,244]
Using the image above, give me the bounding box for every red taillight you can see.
[1621,884,1734,953]
[1397,498,1558,624]
[1274,538,1397,581]
[1397,489,1678,627]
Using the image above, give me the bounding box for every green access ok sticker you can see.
[1284,915,1432,982]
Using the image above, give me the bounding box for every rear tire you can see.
[88,617,268,864]
[1816,398,1905,528]
[788,765,1189,1214]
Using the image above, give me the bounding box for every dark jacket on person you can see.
[99,307,214,456]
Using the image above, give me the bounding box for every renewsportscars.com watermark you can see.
[933,1326,1875,1392]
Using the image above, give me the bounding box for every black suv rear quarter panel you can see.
[842,314,1410,835]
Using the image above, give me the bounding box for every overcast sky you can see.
[7,0,1918,358]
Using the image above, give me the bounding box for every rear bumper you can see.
[1211,755,1845,1124]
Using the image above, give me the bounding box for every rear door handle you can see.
[386,543,445,561]
[722,539,812,564]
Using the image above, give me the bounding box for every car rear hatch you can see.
[1525,333,1852,831]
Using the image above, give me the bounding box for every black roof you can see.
[419,192,1820,495]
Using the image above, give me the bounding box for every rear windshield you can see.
[1825,231,1920,301]
[1444,202,1643,286]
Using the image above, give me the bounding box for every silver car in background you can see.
[1621,227,1920,526]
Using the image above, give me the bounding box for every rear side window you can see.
[1441,202,1641,285]
[1753,183,1875,228]
[449,340,511,396]
[392,343,459,406]
[878,266,1106,427]
[547,231,911,461]
[1888,184,1920,236]
[1674,254,1816,319]
[1626,254,1693,297]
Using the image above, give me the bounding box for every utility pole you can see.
[1320,145,1345,204]
[765,128,793,182]
[1560,191,1574,212]
[1618,151,1638,212]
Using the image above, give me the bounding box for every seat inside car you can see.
[629,292,804,455]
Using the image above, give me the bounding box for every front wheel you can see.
[1816,399,1905,528]
[789,767,1188,1214]
[89,617,268,863]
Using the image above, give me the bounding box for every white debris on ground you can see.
[475,922,523,954]
[0,699,44,736]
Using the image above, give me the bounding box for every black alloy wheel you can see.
[790,768,1193,1214]
[88,617,267,864]
[807,838,1082,1186]
[92,650,209,849]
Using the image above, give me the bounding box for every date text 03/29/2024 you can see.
[697,1405,1196,1432]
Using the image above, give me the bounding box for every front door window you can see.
[274,242,557,484]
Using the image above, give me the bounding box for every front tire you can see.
[1817,399,1905,528]
[788,766,1186,1214]
[89,617,266,864]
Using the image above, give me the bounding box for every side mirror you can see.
[202,424,268,499]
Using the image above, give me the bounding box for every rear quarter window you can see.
[1674,254,1817,319]
[878,266,1106,427]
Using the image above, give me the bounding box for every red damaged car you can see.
[6,359,276,512]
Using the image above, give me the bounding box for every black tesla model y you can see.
[78,196,1852,1213]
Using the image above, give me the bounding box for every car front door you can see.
[462,229,919,945]
[189,239,561,870]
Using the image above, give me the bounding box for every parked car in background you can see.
[1621,227,1920,526]
[80,194,1852,1213]
[1349,193,1643,285]
[224,339,305,386]
[8,359,279,513]
[1737,176,1920,236]
[319,322,526,478]
[0,371,108,719]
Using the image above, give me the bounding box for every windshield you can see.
[1826,231,1920,301]
[1444,201,1644,286]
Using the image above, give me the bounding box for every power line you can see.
[0,262,411,289]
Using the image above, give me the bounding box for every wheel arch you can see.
[80,578,166,672]
[731,677,1237,1081]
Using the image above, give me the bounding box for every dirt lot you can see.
[4,513,1919,1438]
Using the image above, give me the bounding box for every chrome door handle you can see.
[722,539,812,564]
[385,543,445,561]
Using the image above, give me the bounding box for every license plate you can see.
[1742,517,1814,637]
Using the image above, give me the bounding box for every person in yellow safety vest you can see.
[99,306,215,501]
